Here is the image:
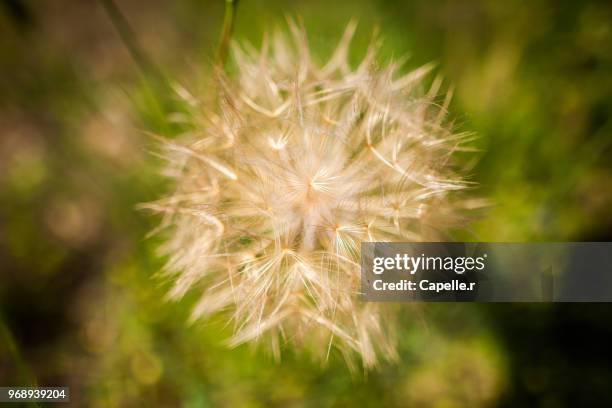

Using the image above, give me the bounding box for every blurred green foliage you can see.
[1,0,611,406]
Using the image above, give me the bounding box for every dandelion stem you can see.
[216,0,239,68]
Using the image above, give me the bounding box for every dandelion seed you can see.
[144,22,476,369]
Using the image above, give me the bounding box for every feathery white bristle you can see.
[145,22,475,368]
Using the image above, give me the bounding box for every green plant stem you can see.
[98,0,164,83]
[0,314,40,408]
[216,0,238,68]
[98,0,170,133]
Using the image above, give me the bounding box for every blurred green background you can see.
[1,0,611,406]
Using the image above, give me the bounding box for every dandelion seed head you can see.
[144,21,476,369]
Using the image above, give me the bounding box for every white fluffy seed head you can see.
[144,21,477,369]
